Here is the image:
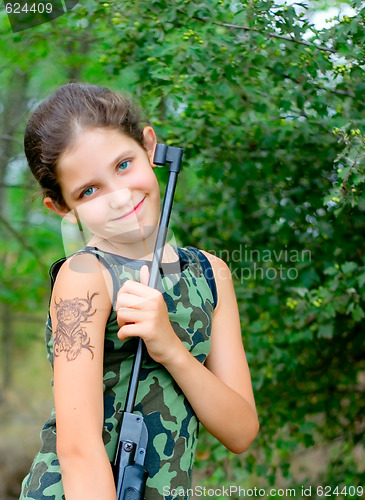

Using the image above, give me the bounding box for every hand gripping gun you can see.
[113,144,183,500]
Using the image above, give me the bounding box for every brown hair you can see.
[24,83,146,209]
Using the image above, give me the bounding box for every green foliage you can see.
[326,126,365,212]
[1,0,364,493]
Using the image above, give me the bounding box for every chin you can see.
[101,225,158,244]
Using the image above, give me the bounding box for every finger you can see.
[117,307,152,326]
[117,307,147,326]
[117,322,147,341]
[116,292,147,310]
[117,276,157,298]
[139,264,150,286]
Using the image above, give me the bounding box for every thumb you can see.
[139,264,150,286]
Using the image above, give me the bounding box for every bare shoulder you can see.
[54,252,106,285]
[51,252,113,312]
[200,249,234,310]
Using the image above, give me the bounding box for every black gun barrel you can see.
[124,145,183,413]
[114,144,183,499]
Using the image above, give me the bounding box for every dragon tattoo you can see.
[53,292,98,361]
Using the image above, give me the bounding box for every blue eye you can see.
[117,160,131,171]
[81,187,96,198]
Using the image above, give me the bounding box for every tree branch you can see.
[0,134,23,146]
[276,68,355,99]
[0,183,33,189]
[177,9,354,99]
[0,213,49,276]
[215,20,337,54]
[176,10,337,55]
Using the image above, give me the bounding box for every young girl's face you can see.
[46,127,160,245]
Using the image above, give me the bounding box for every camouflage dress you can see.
[20,245,217,500]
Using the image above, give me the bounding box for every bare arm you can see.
[50,253,117,500]
[162,252,259,453]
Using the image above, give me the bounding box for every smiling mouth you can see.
[113,196,146,220]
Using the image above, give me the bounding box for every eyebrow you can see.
[70,150,135,198]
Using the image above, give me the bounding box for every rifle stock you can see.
[113,412,148,500]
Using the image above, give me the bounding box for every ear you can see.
[142,126,157,166]
[43,197,78,224]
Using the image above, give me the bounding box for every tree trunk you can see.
[0,68,29,216]
[0,302,13,403]
[0,68,29,402]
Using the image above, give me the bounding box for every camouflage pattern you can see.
[20,246,217,500]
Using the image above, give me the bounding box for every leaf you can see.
[318,324,334,339]
[352,305,365,322]
[324,266,338,276]
[357,272,365,289]
[341,261,358,274]
[292,287,308,298]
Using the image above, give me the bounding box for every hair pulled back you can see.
[24,83,146,209]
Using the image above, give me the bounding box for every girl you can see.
[20,83,259,500]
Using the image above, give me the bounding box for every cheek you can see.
[130,168,160,212]
[145,172,160,203]
[76,198,109,225]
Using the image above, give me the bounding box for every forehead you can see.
[57,128,140,183]
[59,128,139,168]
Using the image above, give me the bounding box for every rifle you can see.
[113,143,183,500]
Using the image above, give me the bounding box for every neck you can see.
[87,225,178,263]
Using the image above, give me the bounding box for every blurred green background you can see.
[0,1,364,498]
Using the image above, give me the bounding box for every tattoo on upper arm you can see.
[53,292,98,362]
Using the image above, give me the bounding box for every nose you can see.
[106,186,133,210]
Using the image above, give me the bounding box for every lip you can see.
[113,196,146,220]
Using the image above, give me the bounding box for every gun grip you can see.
[119,463,148,500]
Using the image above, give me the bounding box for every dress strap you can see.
[186,247,218,309]
[48,247,121,305]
